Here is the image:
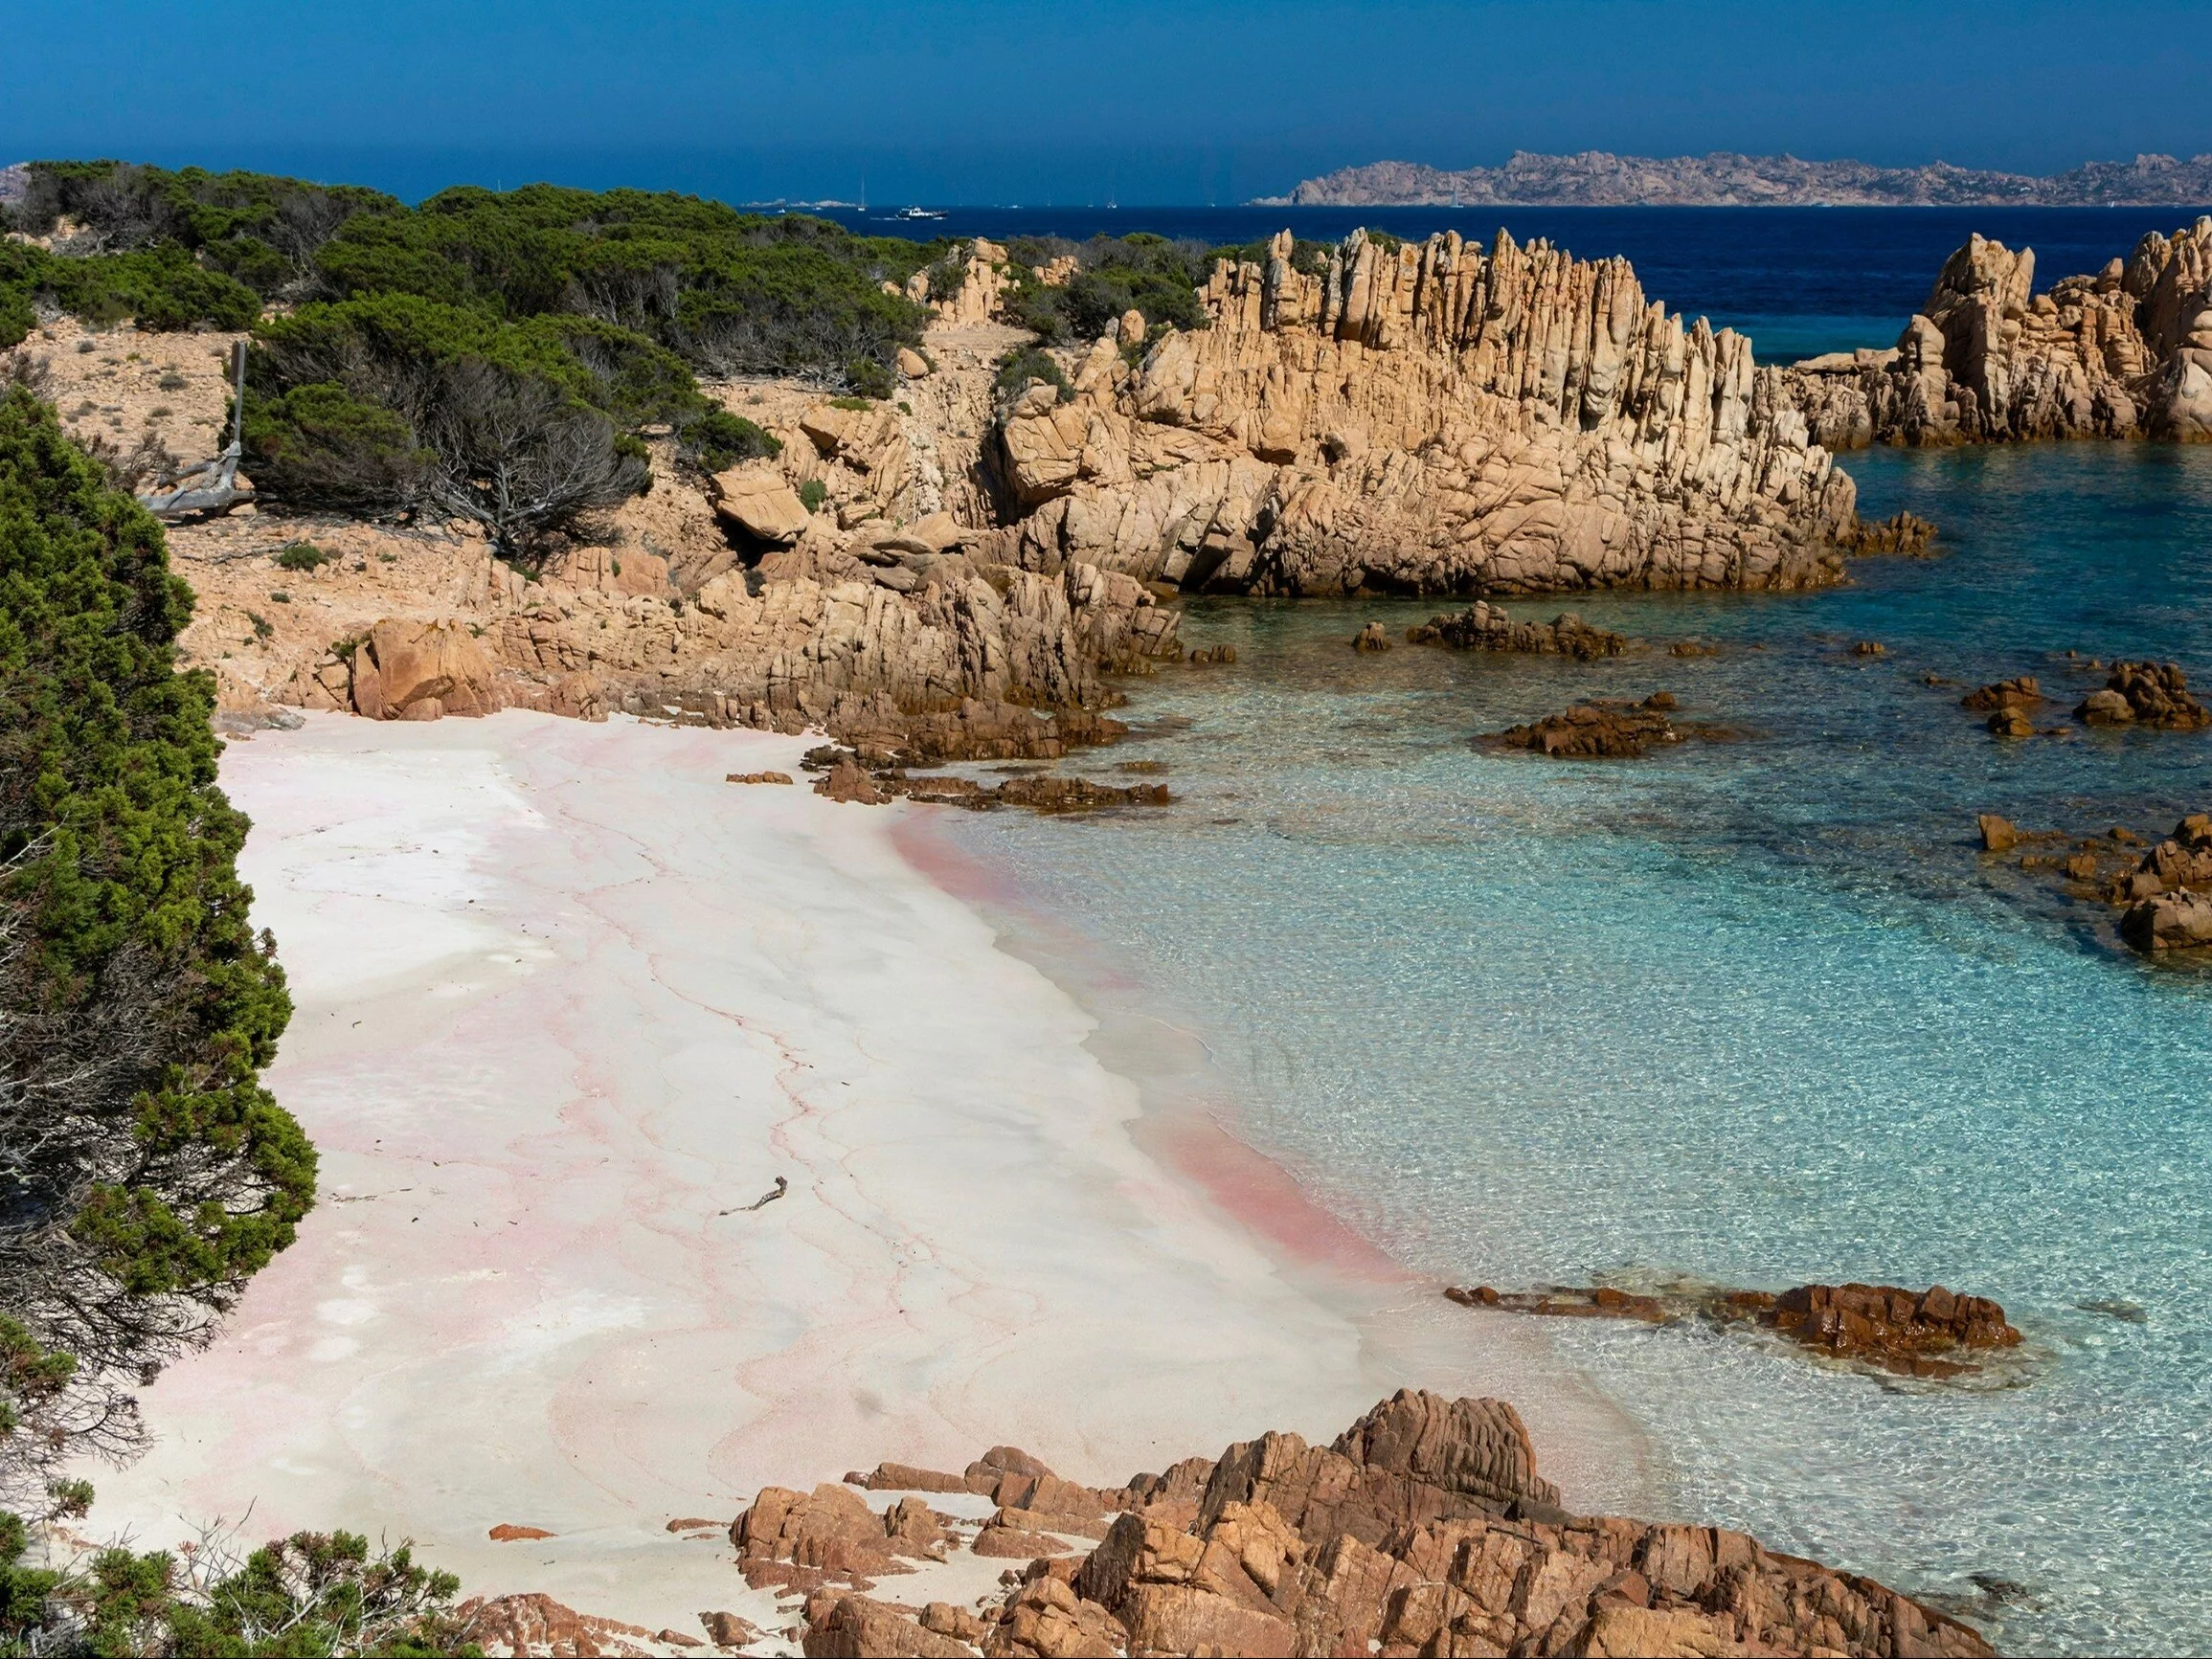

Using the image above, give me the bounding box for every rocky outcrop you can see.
[761,1388,1993,1658]
[1406,599,1624,657]
[986,228,1858,597]
[1488,695,1682,758]
[1777,218,2212,445]
[2075,660,2210,728]
[343,618,502,721]
[1451,1282,2022,1380]
[455,1593,666,1658]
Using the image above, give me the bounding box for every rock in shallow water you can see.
[1450,1280,2022,1379]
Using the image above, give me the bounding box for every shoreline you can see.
[890,808,1663,1521]
[62,710,1642,1636]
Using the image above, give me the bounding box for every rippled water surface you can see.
[944,444,2212,1655]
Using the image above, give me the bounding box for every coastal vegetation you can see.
[3,161,953,557]
[0,391,482,1653]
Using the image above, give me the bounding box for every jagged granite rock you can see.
[763,1388,1993,1659]
[1778,218,2212,445]
[985,228,1857,597]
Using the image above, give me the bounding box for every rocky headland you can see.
[990,228,1856,597]
[4,225,1882,762]
[1776,219,2212,444]
[1262,150,2212,209]
[692,1387,1994,1657]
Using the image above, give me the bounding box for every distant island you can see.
[1256,149,2212,207]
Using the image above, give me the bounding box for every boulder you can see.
[731,1483,915,1591]
[1976,814,2019,853]
[1961,675,2040,711]
[896,347,931,377]
[1488,698,1681,759]
[351,619,500,721]
[1350,620,1392,652]
[801,1594,973,1658]
[2085,660,2211,729]
[1406,601,1625,659]
[2122,889,2212,953]
[712,467,813,544]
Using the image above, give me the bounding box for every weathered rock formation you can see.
[747,1388,1993,1657]
[2075,660,2210,729]
[1487,695,1682,758]
[1778,218,2212,445]
[985,228,1858,596]
[1449,1282,2022,1379]
[1406,599,1625,658]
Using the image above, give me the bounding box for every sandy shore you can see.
[74,711,1644,1634]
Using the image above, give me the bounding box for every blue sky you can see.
[5,1,2207,203]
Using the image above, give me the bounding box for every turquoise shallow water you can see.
[944,444,2212,1656]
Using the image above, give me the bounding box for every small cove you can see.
[939,442,2212,1655]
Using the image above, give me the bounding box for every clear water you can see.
[943,443,2212,1656]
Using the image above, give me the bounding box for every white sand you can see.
[75,711,1643,1635]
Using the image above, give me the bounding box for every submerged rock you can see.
[1405,599,1625,659]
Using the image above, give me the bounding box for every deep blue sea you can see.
[930,247,2212,1655]
[814,203,2209,363]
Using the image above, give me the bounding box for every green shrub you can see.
[0,389,309,1495]
[798,479,827,512]
[272,541,326,572]
[994,347,1071,405]
[681,408,780,472]
[844,357,894,399]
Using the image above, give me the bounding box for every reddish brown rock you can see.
[814,757,887,805]
[801,1593,974,1658]
[485,1523,555,1541]
[1766,1283,2021,1377]
[1962,675,2042,711]
[1837,510,1938,555]
[1489,697,1682,759]
[732,1483,914,1591]
[665,1515,723,1533]
[2080,661,2211,729]
[726,771,794,785]
[781,1389,1992,1659]
[1405,599,1625,658]
[348,617,503,721]
[697,1610,760,1648]
[849,1462,970,1493]
[1976,814,2020,853]
[982,1576,1126,1657]
[455,1592,661,1657]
